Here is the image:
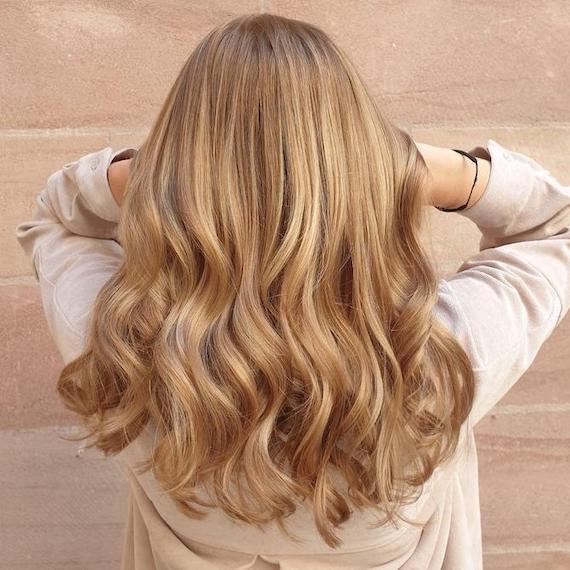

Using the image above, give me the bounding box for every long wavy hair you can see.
[57,13,476,548]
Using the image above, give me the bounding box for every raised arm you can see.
[15,146,137,364]
[424,139,570,426]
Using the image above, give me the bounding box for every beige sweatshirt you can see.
[15,139,570,569]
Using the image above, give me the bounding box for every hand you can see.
[107,158,132,207]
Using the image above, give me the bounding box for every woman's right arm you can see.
[422,139,570,426]
[416,141,491,211]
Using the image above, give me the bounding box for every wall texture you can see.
[1,1,569,568]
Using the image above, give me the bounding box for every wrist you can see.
[107,158,131,207]
[430,148,471,209]
[417,143,480,209]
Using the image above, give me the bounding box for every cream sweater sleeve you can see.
[435,139,570,426]
[15,146,137,364]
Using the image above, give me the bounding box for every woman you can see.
[15,12,569,570]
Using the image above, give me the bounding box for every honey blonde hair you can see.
[58,13,475,548]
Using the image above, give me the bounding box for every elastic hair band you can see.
[435,149,478,212]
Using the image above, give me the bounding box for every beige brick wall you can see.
[2,2,569,568]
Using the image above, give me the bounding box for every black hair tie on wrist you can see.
[435,149,479,212]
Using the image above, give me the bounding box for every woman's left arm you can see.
[107,154,133,207]
[15,146,137,364]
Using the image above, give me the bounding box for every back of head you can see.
[57,13,475,548]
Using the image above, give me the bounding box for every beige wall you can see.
[2,1,569,568]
